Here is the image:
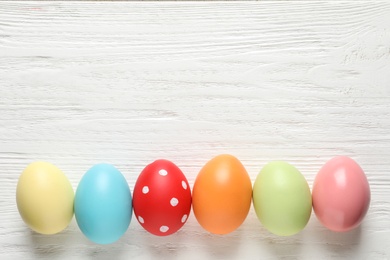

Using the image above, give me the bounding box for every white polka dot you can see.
[182,180,187,190]
[138,216,144,224]
[170,197,179,207]
[159,169,168,176]
[181,214,188,223]
[142,186,149,194]
[160,226,169,233]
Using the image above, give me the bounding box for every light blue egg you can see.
[74,163,132,244]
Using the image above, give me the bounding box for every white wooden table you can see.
[1,1,390,259]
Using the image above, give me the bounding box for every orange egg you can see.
[192,154,252,234]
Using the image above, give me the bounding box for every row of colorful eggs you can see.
[16,155,370,244]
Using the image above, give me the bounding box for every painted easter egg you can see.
[253,161,312,236]
[16,162,74,234]
[192,154,252,235]
[133,159,191,236]
[74,163,132,244]
[312,156,370,232]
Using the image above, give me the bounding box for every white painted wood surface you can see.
[1,1,390,259]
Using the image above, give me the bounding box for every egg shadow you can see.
[315,224,362,254]
[28,218,85,258]
[29,229,70,259]
[202,231,242,258]
[28,220,126,260]
[76,225,127,260]
[258,226,305,258]
[186,221,244,259]
[136,222,242,259]
[137,229,188,258]
[84,243,125,260]
[243,210,305,258]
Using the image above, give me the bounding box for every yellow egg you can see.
[16,162,74,234]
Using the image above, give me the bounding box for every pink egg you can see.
[312,156,370,232]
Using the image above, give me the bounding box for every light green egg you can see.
[253,161,312,236]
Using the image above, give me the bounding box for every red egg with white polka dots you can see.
[133,159,192,236]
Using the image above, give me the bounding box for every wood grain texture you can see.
[1,1,390,259]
